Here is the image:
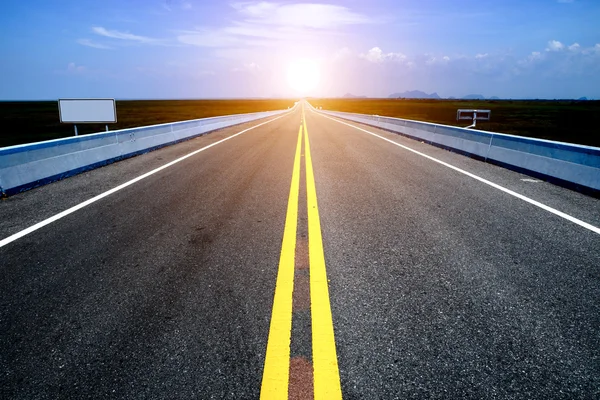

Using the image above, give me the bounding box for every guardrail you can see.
[310,105,600,193]
[0,108,291,196]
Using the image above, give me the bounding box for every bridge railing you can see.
[0,108,291,196]
[309,104,600,193]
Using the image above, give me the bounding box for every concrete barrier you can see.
[313,107,600,192]
[0,109,289,196]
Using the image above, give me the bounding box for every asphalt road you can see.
[1,103,599,399]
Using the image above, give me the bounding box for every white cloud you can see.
[546,40,565,51]
[231,62,262,73]
[332,47,353,61]
[178,30,243,47]
[136,62,215,79]
[232,1,277,16]
[212,47,257,60]
[529,51,542,60]
[55,62,108,77]
[424,54,451,65]
[179,2,377,49]
[515,41,600,79]
[162,0,193,12]
[222,22,287,40]
[231,2,375,29]
[518,51,543,67]
[354,40,599,82]
[77,39,112,49]
[326,40,600,98]
[67,62,86,74]
[360,47,406,63]
[92,27,159,44]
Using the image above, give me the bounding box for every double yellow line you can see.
[260,108,342,399]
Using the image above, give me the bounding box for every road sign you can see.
[58,98,117,136]
[457,109,491,129]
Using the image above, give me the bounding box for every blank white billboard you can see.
[58,98,117,123]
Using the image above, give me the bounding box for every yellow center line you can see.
[303,108,343,399]
[260,126,303,399]
[261,105,342,399]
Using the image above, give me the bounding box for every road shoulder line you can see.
[314,111,600,236]
[0,113,290,249]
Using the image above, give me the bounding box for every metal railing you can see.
[308,103,600,192]
[0,107,294,196]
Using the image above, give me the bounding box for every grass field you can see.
[2,99,599,148]
[309,98,600,148]
[0,99,296,148]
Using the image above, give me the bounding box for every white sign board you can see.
[58,98,117,123]
[456,109,491,121]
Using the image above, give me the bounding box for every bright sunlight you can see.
[286,59,320,94]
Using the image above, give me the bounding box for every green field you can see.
[309,98,600,148]
[0,99,296,148]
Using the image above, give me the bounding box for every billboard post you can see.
[456,109,491,129]
[58,98,117,136]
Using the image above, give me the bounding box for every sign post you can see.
[456,109,491,129]
[58,98,117,136]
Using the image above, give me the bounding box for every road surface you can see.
[1,103,599,399]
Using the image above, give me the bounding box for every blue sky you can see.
[1,0,599,99]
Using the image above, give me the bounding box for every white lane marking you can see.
[521,178,541,183]
[0,113,290,249]
[315,111,600,236]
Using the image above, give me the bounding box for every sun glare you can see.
[286,59,320,94]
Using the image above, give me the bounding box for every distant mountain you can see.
[342,93,366,98]
[578,97,588,101]
[389,90,441,99]
[489,96,500,100]
[462,94,486,100]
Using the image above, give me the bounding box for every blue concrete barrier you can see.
[0,109,289,196]
[314,107,600,192]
